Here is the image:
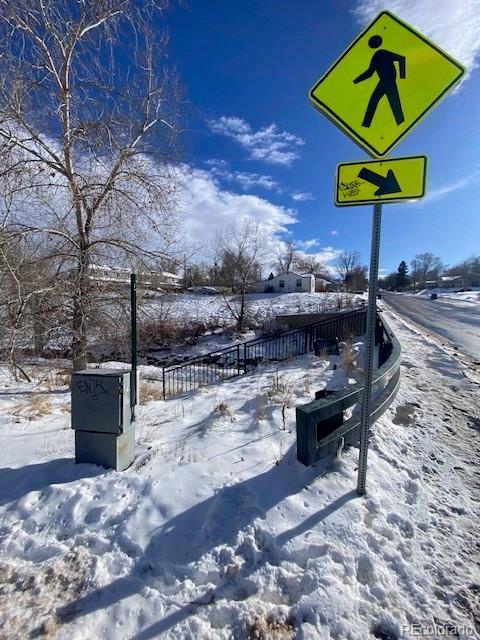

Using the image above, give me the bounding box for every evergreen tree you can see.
[396,261,409,289]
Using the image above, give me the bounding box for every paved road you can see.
[381,292,480,362]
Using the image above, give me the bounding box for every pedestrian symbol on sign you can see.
[353,35,406,128]
[308,11,465,158]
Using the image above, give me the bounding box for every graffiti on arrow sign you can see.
[335,156,427,206]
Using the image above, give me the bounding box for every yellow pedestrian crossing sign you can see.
[335,156,427,206]
[309,11,465,158]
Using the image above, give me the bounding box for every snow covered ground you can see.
[142,291,361,325]
[0,311,479,639]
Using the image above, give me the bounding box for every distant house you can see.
[73,265,182,290]
[159,271,183,288]
[313,273,342,292]
[251,272,315,294]
[439,275,464,289]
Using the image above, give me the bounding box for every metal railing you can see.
[161,307,367,399]
[296,310,401,465]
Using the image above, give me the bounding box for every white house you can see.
[252,272,315,294]
[439,275,464,289]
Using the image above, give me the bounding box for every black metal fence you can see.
[161,308,367,399]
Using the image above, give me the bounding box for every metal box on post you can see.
[71,369,134,471]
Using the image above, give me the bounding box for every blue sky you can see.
[165,0,480,275]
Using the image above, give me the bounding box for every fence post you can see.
[162,367,166,401]
[237,343,241,376]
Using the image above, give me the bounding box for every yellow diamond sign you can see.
[310,11,465,158]
[335,155,427,206]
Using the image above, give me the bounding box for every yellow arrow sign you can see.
[335,156,427,206]
[310,12,465,158]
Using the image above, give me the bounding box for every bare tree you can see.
[276,240,296,275]
[0,227,67,378]
[216,221,264,331]
[346,265,368,292]
[444,255,480,287]
[336,251,360,291]
[0,1,182,369]
[293,254,327,275]
[411,253,443,288]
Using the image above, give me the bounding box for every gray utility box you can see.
[71,369,134,471]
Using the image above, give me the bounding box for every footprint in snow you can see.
[392,403,416,427]
[404,479,419,505]
[356,554,375,586]
[386,513,415,539]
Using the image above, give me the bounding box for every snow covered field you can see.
[0,311,479,639]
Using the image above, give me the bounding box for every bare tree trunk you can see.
[31,294,45,356]
[238,289,246,332]
[72,245,90,370]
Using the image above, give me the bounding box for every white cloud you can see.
[312,246,344,265]
[296,238,321,250]
[204,158,228,169]
[208,116,304,166]
[175,166,344,272]
[331,230,339,236]
[354,0,480,80]
[421,168,480,203]
[207,161,317,201]
[207,163,281,192]
[176,165,297,261]
[291,191,315,202]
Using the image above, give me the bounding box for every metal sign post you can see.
[130,273,137,421]
[357,203,382,495]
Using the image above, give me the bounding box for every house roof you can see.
[441,275,463,281]
[264,272,313,280]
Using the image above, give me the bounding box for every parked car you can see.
[377,292,382,299]
[430,293,438,300]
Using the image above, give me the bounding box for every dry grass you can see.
[303,374,311,395]
[11,394,52,421]
[55,369,72,388]
[248,615,295,639]
[35,367,72,391]
[59,402,70,415]
[266,371,293,408]
[139,380,163,404]
[318,346,329,361]
[214,402,234,422]
[339,340,359,374]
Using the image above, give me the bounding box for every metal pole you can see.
[130,273,137,421]
[357,203,382,496]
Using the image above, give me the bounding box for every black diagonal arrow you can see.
[358,167,401,196]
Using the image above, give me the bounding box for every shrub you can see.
[257,317,289,338]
